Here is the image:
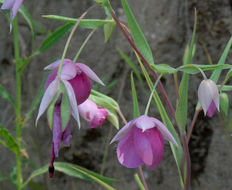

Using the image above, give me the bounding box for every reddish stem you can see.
[110,10,176,120]
[138,166,149,190]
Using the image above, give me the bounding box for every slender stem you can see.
[174,72,180,100]
[109,10,176,120]
[187,108,201,144]
[144,74,162,115]
[73,29,96,62]
[57,11,88,77]
[13,16,23,190]
[218,68,232,92]
[138,166,149,190]
[134,173,146,190]
[117,109,127,125]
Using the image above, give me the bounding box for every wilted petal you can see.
[62,80,80,128]
[135,115,154,132]
[62,122,72,146]
[110,120,135,144]
[133,127,153,166]
[36,77,59,125]
[117,128,143,168]
[53,105,62,157]
[11,0,23,19]
[206,101,217,118]
[1,0,15,10]
[49,144,55,178]
[151,118,177,146]
[77,63,104,85]
[146,128,164,170]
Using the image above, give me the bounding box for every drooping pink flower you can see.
[1,0,23,20]
[111,115,177,169]
[78,99,108,128]
[198,79,220,118]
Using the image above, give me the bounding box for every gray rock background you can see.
[0,0,232,189]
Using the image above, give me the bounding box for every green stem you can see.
[73,29,96,63]
[144,74,162,116]
[134,173,145,190]
[57,12,87,77]
[13,16,23,190]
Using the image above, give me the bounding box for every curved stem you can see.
[73,29,96,62]
[144,74,162,115]
[13,16,23,190]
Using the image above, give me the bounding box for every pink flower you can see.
[111,115,177,169]
[78,99,108,128]
[198,79,220,118]
[1,0,23,20]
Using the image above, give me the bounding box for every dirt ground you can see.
[0,0,232,189]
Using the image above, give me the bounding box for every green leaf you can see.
[150,64,177,74]
[121,0,154,66]
[0,125,20,155]
[0,84,15,108]
[37,23,73,54]
[60,91,71,131]
[131,73,140,118]
[211,36,232,82]
[220,85,232,91]
[54,162,118,183]
[178,64,232,74]
[43,15,114,29]
[104,17,116,42]
[220,93,229,116]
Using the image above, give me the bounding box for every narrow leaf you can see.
[104,17,116,42]
[130,73,140,117]
[211,36,232,82]
[60,91,71,131]
[150,64,177,74]
[0,84,15,108]
[121,0,154,65]
[0,125,20,154]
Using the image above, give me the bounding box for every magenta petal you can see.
[62,80,80,128]
[110,120,135,144]
[133,127,153,166]
[36,77,59,125]
[1,0,15,10]
[206,101,217,118]
[117,128,143,168]
[77,63,104,86]
[44,59,72,70]
[62,122,72,146]
[69,72,91,105]
[146,128,164,170]
[53,105,62,157]
[11,0,23,19]
[45,69,57,90]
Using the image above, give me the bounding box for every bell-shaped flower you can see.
[198,79,220,117]
[1,0,23,20]
[78,99,108,128]
[36,59,104,128]
[111,115,177,170]
[49,104,72,178]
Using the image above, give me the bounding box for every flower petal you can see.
[151,118,177,146]
[62,80,80,128]
[77,63,104,85]
[53,105,62,157]
[36,77,59,125]
[133,127,153,166]
[11,0,23,19]
[1,0,15,10]
[110,120,135,144]
[117,128,143,168]
[135,115,154,132]
[206,80,220,111]
[206,101,217,118]
[44,59,72,70]
[89,108,108,128]
[60,61,77,80]
[146,128,164,170]
[78,99,97,121]
[62,122,72,146]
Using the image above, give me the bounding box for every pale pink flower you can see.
[1,0,23,20]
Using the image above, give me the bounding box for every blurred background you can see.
[0,0,232,189]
